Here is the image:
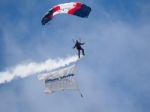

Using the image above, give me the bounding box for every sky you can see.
[0,0,150,112]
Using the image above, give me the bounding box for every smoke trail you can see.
[0,55,79,84]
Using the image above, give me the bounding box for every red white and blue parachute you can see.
[41,2,91,25]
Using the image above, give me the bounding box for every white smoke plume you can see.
[0,55,79,84]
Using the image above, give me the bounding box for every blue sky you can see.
[0,0,150,112]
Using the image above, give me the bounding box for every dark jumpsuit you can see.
[73,41,85,58]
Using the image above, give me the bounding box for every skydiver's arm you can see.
[80,42,85,45]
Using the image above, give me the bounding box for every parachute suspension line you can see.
[72,39,76,43]
[78,37,82,43]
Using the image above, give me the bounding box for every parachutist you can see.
[73,40,85,58]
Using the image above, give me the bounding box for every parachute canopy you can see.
[38,64,80,94]
[41,2,91,25]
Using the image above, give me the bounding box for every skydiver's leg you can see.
[81,48,85,56]
[78,49,80,58]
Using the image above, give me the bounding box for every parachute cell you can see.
[41,2,91,25]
